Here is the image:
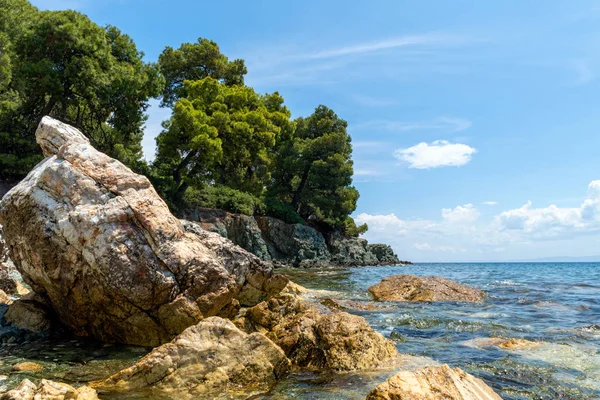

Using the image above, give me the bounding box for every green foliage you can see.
[268,105,364,233]
[158,38,247,107]
[341,217,369,237]
[154,77,291,203]
[262,197,304,224]
[183,185,263,216]
[0,3,163,179]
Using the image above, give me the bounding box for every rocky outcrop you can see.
[0,117,287,346]
[256,217,331,266]
[327,232,378,266]
[369,275,486,303]
[0,225,22,296]
[0,379,98,400]
[91,317,289,399]
[235,292,398,371]
[366,365,502,400]
[4,292,55,333]
[191,208,403,267]
[367,244,401,265]
[185,208,272,260]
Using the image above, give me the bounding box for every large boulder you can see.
[0,117,287,346]
[235,292,398,371]
[256,217,330,266]
[0,379,98,400]
[366,365,502,400]
[369,275,485,303]
[91,317,290,399]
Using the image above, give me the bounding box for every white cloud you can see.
[442,204,480,223]
[394,140,477,169]
[483,201,498,206]
[414,243,466,253]
[494,180,600,237]
[355,116,471,133]
[356,180,600,261]
[353,169,381,177]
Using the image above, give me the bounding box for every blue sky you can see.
[31,0,600,262]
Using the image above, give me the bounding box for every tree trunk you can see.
[291,164,312,212]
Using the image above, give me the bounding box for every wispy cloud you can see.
[244,32,469,88]
[294,33,456,61]
[483,201,498,206]
[355,116,472,133]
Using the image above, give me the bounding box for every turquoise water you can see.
[275,262,600,399]
[1,262,599,399]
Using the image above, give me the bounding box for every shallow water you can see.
[1,262,599,399]
[276,262,600,399]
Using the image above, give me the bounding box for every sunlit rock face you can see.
[369,275,486,303]
[0,117,287,346]
[366,365,502,400]
[91,317,290,400]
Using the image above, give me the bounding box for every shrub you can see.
[184,185,264,215]
[262,197,304,224]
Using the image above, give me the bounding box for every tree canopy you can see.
[0,0,367,237]
[0,2,163,179]
[158,38,247,108]
[268,105,366,234]
[153,78,291,204]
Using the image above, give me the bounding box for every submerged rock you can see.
[91,317,289,399]
[0,117,286,346]
[0,379,98,400]
[366,364,502,400]
[235,292,398,371]
[369,275,485,303]
[11,362,44,372]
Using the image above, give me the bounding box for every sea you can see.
[0,262,598,399]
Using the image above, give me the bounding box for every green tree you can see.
[153,78,291,205]
[0,6,163,179]
[158,38,246,108]
[269,105,366,235]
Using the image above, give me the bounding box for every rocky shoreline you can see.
[0,118,501,399]
[183,207,408,268]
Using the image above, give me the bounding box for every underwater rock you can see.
[235,292,398,371]
[91,317,289,399]
[0,117,286,346]
[0,379,98,400]
[366,364,502,400]
[369,275,485,303]
[11,362,43,372]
